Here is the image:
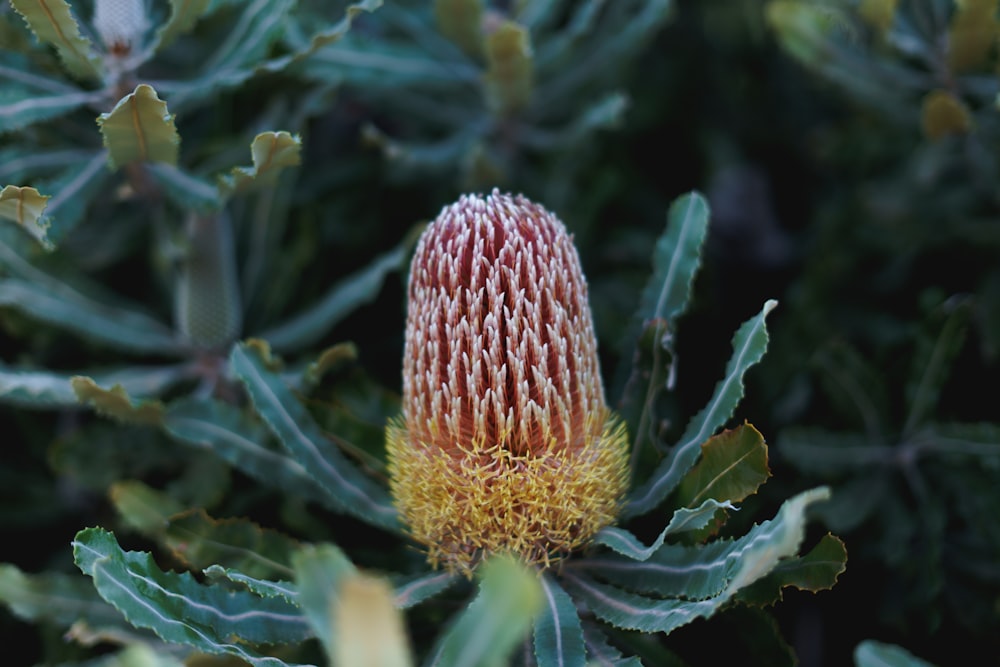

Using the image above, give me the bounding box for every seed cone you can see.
[386,189,629,573]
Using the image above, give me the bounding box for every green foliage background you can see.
[1,0,998,666]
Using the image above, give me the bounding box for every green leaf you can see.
[0,185,51,249]
[145,162,221,211]
[735,533,848,606]
[163,397,337,509]
[0,276,180,354]
[166,511,298,579]
[218,131,301,198]
[259,0,384,74]
[778,428,888,475]
[204,565,297,605]
[617,192,710,467]
[9,0,100,79]
[31,150,112,242]
[0,363,187,408]
[393,570,460,609]
[83,644,188,667]
[73,528,312,665]
[427,556,542,667]
[0,68,101,132]
[258,234,414,352]
[158,0,295,110]
[230,341,399,531]
[566,488,831,633]
[98,84,180,169]
[0,564,123,628]
[675,423,771,510]
[625,299,778,518]
[71,377,166,426]
[155,0,212,49]
[534,574,585,667]
[291,542,356,658]
[854,640,938,667]
[109,480,186,536]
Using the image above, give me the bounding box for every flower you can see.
[386,189,629,574]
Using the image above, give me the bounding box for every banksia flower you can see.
[386,189,629,574]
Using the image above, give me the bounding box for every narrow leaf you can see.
[34,149,111,242]
[0,83,101,133]
[618,192,710,466]
[0,185,51,249]
[393,570,460,610]
[624,299,778,518]
[0,277,181,354]
[0,564,123,628]
[9,0,100,79]
[427,556,542,667]
[98,84,180,169]
[534,574,586,667]
[218,131,301,198]
[71,377,166,426]
[258,236,413,352]
[155,0,212,49]
[291,542,356,657]
[163,397,337,509]
[230,340,400,531]
[73,528,312,665]
[145,162,221,211]
[854,641,938,667]
[0,364,77,406]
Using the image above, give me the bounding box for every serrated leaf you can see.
[218,131,301,198]
[98,84,180,169]
[0,564,123,628]
[71,377,166,426]
[258,231,415,352]
[303,342,359,388]
[735,533,847,606]
[155,0,212,49]
[566,488,830,634]
[73,528,312,665]
[164,510,299,579]
[595,498,739,560]
[580,622,644,667]
[854,640,938,667]
[625,300,778,518]
[0,363,187,409]
[333,573,414,667]
[393,570,460,610]
[534,574,585,667]
[291,542,356,657]
[259,0,383,74]
[675,423,771,509]
[426,556,542,667]
[617,192,710,464]
[0,185,51,249]
[9,0,100,79]
[229,340,400,531]
[163,397,337,509]
[203,565,298,605]
[156,0,295,110]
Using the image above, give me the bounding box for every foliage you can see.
[3,0,995,665]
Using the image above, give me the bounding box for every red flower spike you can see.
[387,189,629,574]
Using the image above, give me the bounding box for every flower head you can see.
[387,189,629,574]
